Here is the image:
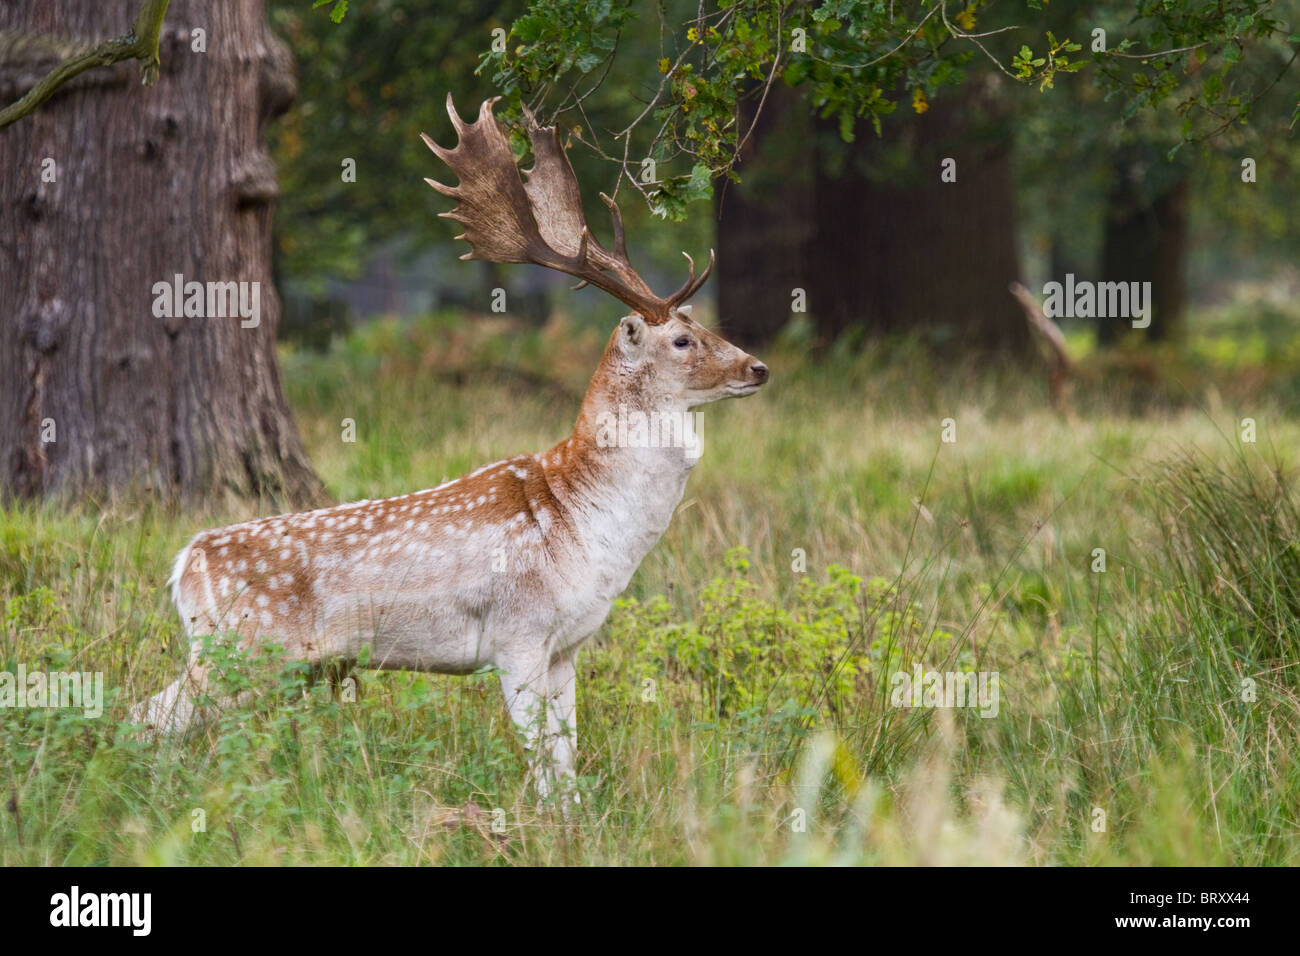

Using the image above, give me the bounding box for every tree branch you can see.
[0,0,170,131]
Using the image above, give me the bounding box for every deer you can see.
[131,95,769,799]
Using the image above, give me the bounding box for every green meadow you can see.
[3,301,1299,865]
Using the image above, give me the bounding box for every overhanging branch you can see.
[0,0,170,130]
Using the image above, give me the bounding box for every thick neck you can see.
[542,341,697,536]
[571,337,687,442]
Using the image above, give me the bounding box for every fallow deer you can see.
[132,96,769,798]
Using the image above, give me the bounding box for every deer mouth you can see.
[726,381,765,397]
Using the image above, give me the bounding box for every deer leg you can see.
[131,641,258,738]
[499,656,550,798]
[546,651,578,799]
[311,657,361,701]
[498,652,567,801]
[131,654,215,737]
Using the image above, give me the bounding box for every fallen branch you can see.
[1010,281,1073,412]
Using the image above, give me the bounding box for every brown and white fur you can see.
[133,304,767,797]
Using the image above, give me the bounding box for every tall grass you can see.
[2,310,1299,864]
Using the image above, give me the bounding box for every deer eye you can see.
[673,336,692,349]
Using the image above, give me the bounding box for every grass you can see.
[2,305,1299,865]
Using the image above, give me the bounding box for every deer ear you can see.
[675,304,693,317]
[619,314,648,353]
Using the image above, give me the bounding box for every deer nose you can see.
[750,362,769,383]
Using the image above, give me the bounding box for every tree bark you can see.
[0,0,326,509]
[714,83,814,350]
[715,77,1029,355]
[1098,150,1188,344]
[809,77,1028,354]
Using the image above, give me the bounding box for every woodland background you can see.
[1,1,1298,864]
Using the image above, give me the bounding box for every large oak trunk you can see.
[717,78,1029,355]
[809,79,1028,354]
[0,0,326,509]
[1098,148,1188,344]
[713,84,814,350]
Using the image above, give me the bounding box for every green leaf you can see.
[513,15,546,42]
[312,0,349,22]
[683,163,713,202]
[839,109,855,142]
[575,50,604,73]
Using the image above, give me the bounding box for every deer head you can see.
[421,96,768,417]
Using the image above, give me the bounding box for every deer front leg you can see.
[498,650,576,803]
[547,650,578,800]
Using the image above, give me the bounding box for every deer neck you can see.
[543,352,698,559]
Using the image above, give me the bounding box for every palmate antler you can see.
[422,95,712,325]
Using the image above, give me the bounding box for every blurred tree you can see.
[718,73,1028,354]
[474,0,1294,350]
[1098,143,1189,344]
[1016,1,1298,343]
[711,83,812,348]
[268,0,521,292]
[812,74,1026,352]
[0,0,326,507]
[267,0,713,328]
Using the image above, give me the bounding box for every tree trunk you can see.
[714,84,814,349]
[0,0,327,509]
[715,77,1028,355]
[1098,151,1188,344]
[809,77,1028,354]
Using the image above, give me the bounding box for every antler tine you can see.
[445,92,464,130]
[570,230,592,290]
[691,249,716,299]
[599,193,628,261]
[665,249,716,309]
[425,96,688,323]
